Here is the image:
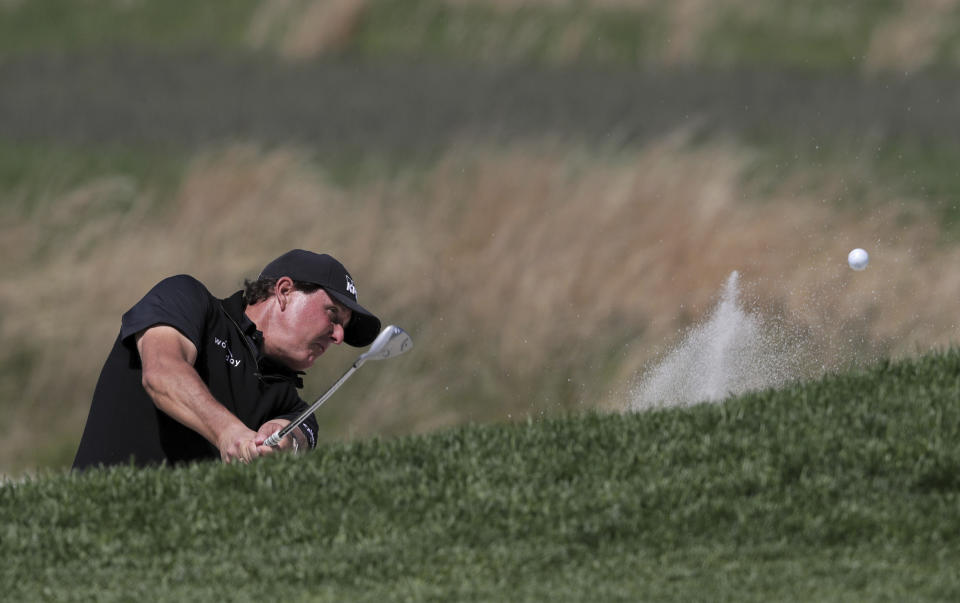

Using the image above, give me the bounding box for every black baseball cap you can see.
[259,249,381,347]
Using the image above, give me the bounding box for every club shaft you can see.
[263,360,362,447]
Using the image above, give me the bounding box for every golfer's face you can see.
[274,289,351,370]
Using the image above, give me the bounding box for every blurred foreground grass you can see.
[3,348,959,600]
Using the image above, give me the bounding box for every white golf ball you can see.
[848,248,869,271]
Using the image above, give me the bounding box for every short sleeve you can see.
[120,275,214,349]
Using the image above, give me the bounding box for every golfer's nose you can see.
[332,323,346,345]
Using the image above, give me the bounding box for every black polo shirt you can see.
[72,275,319,469]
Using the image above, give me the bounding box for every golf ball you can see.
[848,248,869,271]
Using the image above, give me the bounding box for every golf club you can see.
[262,325,413,448]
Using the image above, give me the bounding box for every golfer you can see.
[72,250,381,469]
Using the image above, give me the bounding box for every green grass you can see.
[701,1,899,73]
[0,0,260,56]
[740,136,960,239]
[4,0,953,74]
[0,142,188,267]
[4,348,959,600]
[348,0,902,72]
[0,142,186,214]
[873,139,960,234]
[350,0,666,66]
[932,11,960,73]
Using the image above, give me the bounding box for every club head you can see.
[359,325,413,363]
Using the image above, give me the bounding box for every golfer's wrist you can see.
[297,423,317,450]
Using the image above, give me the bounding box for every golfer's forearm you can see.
[141,361,244,446]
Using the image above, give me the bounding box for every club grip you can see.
[262,431,282,448]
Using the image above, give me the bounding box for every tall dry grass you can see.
[864,0,960,73]
[2,133,959,473]
[248,0,368,59]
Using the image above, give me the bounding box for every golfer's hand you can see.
[217,423,262,464]
[255,420,298,455]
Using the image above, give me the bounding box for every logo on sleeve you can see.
[214,336,241,368]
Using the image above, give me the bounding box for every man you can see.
[72,249,381,469]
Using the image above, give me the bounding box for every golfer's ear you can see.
[275,277,295,310]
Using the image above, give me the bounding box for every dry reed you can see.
[248,0,368,59]
[864,0,960,74]
[2,133,958,473]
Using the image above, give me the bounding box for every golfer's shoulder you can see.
[142,274,219,316]
[122,275,219,344]
[151,274,214,299]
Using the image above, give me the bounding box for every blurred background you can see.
[2,0,959,475]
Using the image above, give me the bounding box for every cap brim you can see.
[325,289,381,347]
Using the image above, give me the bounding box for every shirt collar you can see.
[222,290,257,337]
[221,291,305,388]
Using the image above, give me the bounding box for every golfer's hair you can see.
[243,278,324,305]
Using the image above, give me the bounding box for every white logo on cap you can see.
[345,275,357,298]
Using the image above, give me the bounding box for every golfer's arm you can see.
[136,325,244,447]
